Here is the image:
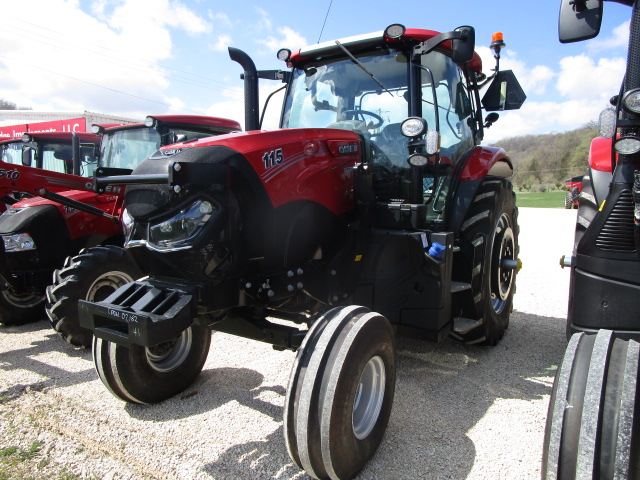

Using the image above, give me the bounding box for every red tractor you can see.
[542,1,640,479]
[0,115,240,333]
[78,24,525,479]
[564,175,583,209]
[0,131,101,212]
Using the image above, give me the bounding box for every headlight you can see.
[149,199,217,250]
[121,208,134,239]
[622,88,640,114]
[2,233,36,252]
[614,136,640,155]
[401,117,427,137]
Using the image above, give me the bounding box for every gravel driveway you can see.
[0,207,576,480]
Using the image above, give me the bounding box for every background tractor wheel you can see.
[574,168,598,247]
[284,305,396,480]
[0,288,44,326]
[92,324,211,404]
[565,191,573,209]
[46,246,141,348]
[542,330,640,479]
[453,177,519,345]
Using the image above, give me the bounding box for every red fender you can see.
[588,136,615,173]
[459,146,513,181]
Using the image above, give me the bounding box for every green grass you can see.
[516,190,568,208]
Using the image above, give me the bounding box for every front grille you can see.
[596,190,636,251]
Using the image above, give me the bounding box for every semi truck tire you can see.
[542,330,640,479]
[453,177,519,345]
[46,246,141,348]
[92,324,211,404]
[284,305,396,480]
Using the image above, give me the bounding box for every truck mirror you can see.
[22,147,33,167]
[451,26,475,64]
[482,70,527,111]
[558,0,603,43]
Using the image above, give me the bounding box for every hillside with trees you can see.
[490,123,598,192]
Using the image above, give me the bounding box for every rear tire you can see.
[46,246,141,348]
[0,288,44,326]
[284,306,396,480]
[565,192,573,209]
[454,177,519,345]
[92,324,211,404]
[542,330,640,479]
[574,169,598,248]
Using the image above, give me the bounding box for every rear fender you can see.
[587,137,614,207]
[448,146,513,233]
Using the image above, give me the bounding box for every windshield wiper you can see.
[334,40,394,97]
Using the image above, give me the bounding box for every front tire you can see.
[92,324,211,404]
[0,287,44,325]
[284,306,396,480]
[453,177,519,345]
[542,330,640,479]
[46,246,142,348]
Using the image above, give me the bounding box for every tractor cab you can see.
[268,25,524,229]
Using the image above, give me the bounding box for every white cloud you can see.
[257,26,308,54]
[0,0,209,116]
[556,55,625,101]
[588,20,630,52]
[210,35,232,52]
[204,83,284,130]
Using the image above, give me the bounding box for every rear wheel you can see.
[0,288,44,325]
[542,330,640,479]
[574,169,598,248]
[565,192,573,209]
[92,324,211,404]
[453,177,519,345]
[46,246,141,348]
[284,306,396,480]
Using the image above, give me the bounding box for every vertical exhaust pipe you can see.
[228,47,260,131]
[71,132,81,176]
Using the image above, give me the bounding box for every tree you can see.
[0,98,31,110]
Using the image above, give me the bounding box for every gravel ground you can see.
[0,207,576,480]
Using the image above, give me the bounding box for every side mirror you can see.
[482,70,527,111]
[558,0,603,43]
[451,26,475,64]
[22,146,33,167]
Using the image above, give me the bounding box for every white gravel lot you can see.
[0,207,577,480]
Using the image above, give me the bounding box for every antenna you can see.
[317,0,334,43]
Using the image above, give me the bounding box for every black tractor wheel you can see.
[46,246,142,348]
[453,177,519,345]
[565,191,573,209]
[284,305,396,480]
[0,287,44,325]
[542,330,640,479]
[574,169,598,247]
[92,324,211,404]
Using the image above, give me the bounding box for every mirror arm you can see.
[414,30,468,55]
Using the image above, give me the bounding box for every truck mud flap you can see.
[78,281,196,348]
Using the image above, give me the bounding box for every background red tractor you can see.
[78,24,525,479]
[564,174,583,209]
[0,115,240,334]
[542,1,640,479]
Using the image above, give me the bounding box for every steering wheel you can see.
[340,109,384,130]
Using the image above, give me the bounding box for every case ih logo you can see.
[338,144,358,154]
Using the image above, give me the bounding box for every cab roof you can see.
[289,27,483,73]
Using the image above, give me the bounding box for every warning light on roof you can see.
[490,32,506,51]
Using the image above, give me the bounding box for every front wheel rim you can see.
[86,271,135,302]
[352,355,386,440]
[491,213,515,314]
[145,328,193,373]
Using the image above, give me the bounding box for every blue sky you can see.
[0,0,633,143]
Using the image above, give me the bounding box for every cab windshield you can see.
[100,128,161,170]
[282,46,474,223]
